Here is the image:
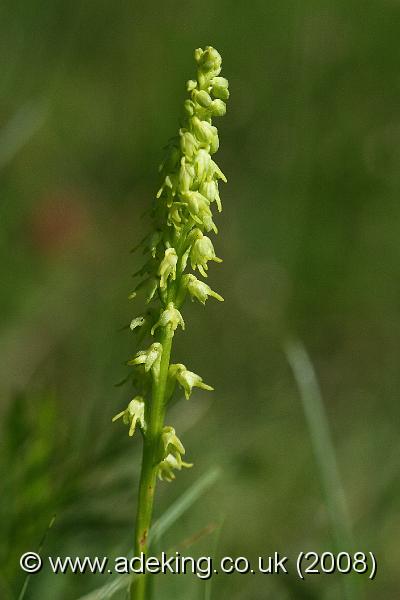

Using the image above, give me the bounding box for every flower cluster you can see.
[113,46,229,482]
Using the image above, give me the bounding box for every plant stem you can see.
[130,325,174,600]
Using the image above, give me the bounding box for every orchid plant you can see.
[112,46,229,599]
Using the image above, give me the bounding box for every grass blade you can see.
[284,338,358,599]
[150,467,220,546]
[77,574,131,600]
[17,515,56,600]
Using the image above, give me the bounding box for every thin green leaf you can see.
[77,574,131,600]
[284,338,358,600]
[17,515,56,600]
[150,467,220,546]
[203,519,224,600]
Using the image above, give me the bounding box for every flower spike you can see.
[120,47,229,590]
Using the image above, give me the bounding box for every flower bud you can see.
[198,46,222,75]
[158,247,178,289]
[194,47,204,63]
[193,89,212,108]
[180,130,198,161]
[184,99,195,116]
[186,79,197,92]
[210,99,226,117]
[211,76,229,100]
[191,116,214,145]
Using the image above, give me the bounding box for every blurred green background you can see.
[1,1,399,598]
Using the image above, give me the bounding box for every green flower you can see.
[129,342,163,374]
[180,130,198,161]
[184,274,224,304]
[182,191,214,231]
[157,425,193,481]
[169,363,214,400]
[189,230,222,277]
[193,149,212,182]
[151,303,185,335]
[211,76,229,100]
[210,99,226,117]
[200,179,222,212]
[195,46,222,75]
[161,425,185,457]
[191,116,217,145]
[157,453,193,482]
[178,159,195,193]
[193,89,212,108]
[167,203,183,230]
[112,396,145,436]
[158,247,178,289]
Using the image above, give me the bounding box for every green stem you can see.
[130,226,190,600]
[130,325,174,600]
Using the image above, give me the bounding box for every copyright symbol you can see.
[20,552,42,573]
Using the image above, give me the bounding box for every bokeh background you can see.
[1,1,399,599]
